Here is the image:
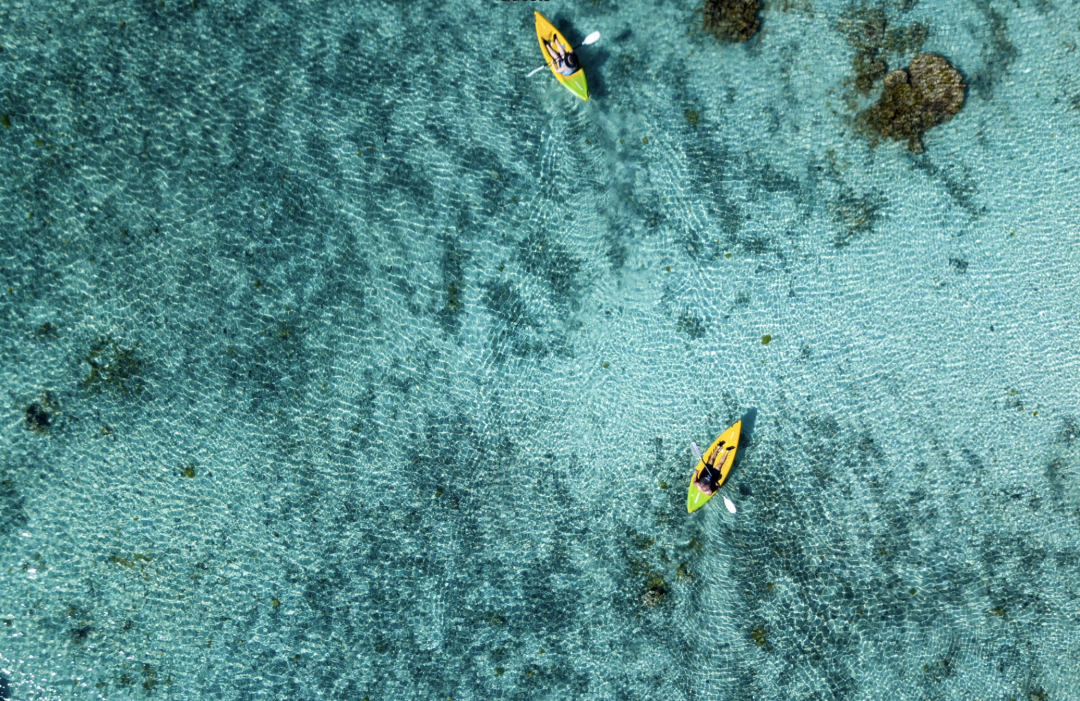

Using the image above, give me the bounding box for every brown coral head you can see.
[703,0,761,43]
[861,52,965,152]
[882,69,908,90]
[907,53,965,118]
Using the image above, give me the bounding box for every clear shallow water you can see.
[1,0,1079,699]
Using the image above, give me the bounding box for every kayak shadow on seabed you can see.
[727,407,758,494]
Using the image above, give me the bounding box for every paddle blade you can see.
[690,441,702,461]
[526,65,548,78]
[723,496,737,514]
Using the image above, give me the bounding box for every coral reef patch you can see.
[860,53,965,153]
[837,7,928,95]
[78,337,144,397]
[703,0,761,43]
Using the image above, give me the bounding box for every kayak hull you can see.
[534,11,589,101]
[687,421,742,513]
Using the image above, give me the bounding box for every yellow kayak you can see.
[534,11,588,101]
[687,421,741,513]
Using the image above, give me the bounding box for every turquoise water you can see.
[2,0,1079,698]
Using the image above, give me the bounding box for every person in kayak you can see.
[693,442,732,496]
[544,38,579,76]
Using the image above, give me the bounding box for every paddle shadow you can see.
[551,12,584,45]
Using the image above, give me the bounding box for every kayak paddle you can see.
[526,31,600,77]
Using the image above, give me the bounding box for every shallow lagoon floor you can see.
[2,0,1080,699]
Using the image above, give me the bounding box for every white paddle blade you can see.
[690,442,703,461]
[723,496,737,514]
[526,65,548,78]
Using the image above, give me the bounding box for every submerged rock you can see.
[703,0,761,43]
[641,585,666,607]
[641,575,667,607]
[861,53,965,153]
[25,403,50,433]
